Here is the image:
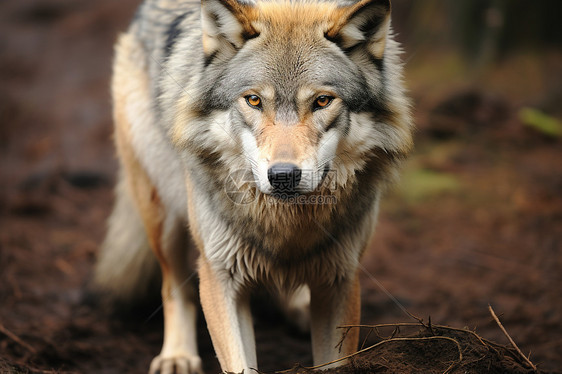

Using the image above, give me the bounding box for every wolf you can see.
[93,0,413,372]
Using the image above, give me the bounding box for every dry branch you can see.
[488,304,537,371]
[0,323,37,354]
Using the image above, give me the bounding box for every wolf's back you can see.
[125,0,202,113]
[92,2,199,305]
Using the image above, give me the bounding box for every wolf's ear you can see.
[201,0,258,55]
[326,0,391,58]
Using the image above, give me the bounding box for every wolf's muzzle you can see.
[268,163,302,193]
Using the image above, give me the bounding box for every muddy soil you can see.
[1,1,561,373]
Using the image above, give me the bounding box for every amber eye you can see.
[314,95,334,110]
[245,95,262,109]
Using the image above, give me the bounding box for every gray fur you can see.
[95,0,413,372]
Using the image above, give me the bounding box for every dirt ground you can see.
[1,1,561,373]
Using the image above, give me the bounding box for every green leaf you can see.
[400,168,461,203]
[519,107,562,138]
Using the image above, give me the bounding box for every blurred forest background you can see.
[0,0,561,373]
[393,0,562,123]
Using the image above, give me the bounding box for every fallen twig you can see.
[0,323,37,354]
[488,304,537,371]
[277,335,463,374]
[339,323,492,348]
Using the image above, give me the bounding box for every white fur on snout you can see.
[306,129,341,191]
[298,158,320,193]
[273,129,340,194]
[240,129,341,195]
[240,129,272,194]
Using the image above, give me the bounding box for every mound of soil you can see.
[285,323,539,374]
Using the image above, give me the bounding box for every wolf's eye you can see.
[313,95,334,110]
[245,95,262,109]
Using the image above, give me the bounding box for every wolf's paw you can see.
[149,353,203,374]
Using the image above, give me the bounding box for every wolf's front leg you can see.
[149,257,202,374]
[198,257,257,372]
[113,116,202,374]
[147,217,203,374]
[310,271,361,368]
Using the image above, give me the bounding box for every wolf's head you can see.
[174,0,412,199]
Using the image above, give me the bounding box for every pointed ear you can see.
[201,0,258,56]
[326,0,391,58]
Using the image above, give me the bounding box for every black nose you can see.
[267,163,302,192]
